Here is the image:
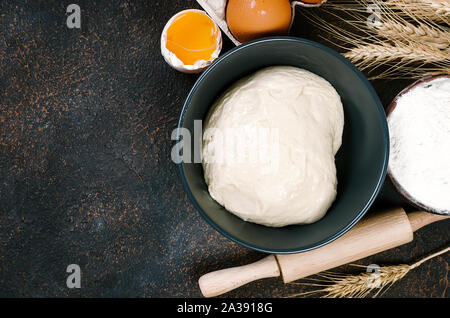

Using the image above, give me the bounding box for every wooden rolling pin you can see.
[199,207,448,297]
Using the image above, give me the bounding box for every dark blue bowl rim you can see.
[177,36,389,254]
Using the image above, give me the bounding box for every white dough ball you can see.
[202,66,344,227]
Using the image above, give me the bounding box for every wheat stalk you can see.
[418,66,450,76]
[290,246,450,298]
[376,20,450,50]
[344,42,449,65]
[328,0,450,24]
[301,0,450,79]
[386,0,450,23]
[344,42,450,79]
[419,0,450,15]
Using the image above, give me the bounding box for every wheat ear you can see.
[385,0,450,24]
[301,0,450,78]
[411,0,450,17]
[289,246,450,298]
[376,20,450,50]
[344,42,450,79]
[344,42,449,65]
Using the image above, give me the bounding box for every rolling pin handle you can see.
[407,211,449,232]
[198,255,281,298]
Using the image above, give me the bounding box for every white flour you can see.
[388,77,450,213]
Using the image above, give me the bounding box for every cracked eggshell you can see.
[160,9,222,74]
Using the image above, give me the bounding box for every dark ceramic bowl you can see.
[386,74,450,216]
[177,37,389,254]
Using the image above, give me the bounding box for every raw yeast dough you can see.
[202,66,344,227]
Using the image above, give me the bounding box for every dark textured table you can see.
[0,0,448,297]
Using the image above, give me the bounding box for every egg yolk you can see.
[166,11,219,66]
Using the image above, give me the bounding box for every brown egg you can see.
[226,0,292,43]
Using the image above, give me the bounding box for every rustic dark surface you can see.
[0,0,448,298]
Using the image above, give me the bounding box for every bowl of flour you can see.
[387,75,450,216]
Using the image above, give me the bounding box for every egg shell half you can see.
[161,9,223,74]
